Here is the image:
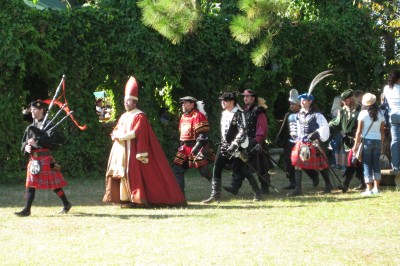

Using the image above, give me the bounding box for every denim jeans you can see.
[362,139,382,183]
[390,113,400,170]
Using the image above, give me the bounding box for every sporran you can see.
[299,144,311,161]
[29,159,41,175]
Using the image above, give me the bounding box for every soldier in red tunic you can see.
[15,100,71,217]
[173,96,213,194]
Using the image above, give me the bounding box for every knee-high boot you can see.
[287,170,302,197]
[320,168,333,194]
[202,177,221,204]
[245,173,262,201]
[338,167,353,192]
[222,173,243,195]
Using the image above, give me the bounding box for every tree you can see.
[355,0,400,65]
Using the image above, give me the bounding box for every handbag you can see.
[380,154,391,169]
[354,121,375,163]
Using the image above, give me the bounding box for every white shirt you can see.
[383,84,400,117]
[220,106,246,143]
[357,110,384,140]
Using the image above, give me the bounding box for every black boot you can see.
[222,186,239,195]
[259,172,270,194]
[307,170,320,187]
[283,174,295,190]
[202,177,221,204]
[15,187,35,217]
[246,173,262,201]
[320,168,333,194]
[338,172,352,192]
[222,172,243,195]
[287,170,302,197]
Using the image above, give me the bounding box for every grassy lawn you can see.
[1,168,400,265]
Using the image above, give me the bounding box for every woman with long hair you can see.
[353,93,385,195]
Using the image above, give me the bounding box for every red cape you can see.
[104,110,186,206]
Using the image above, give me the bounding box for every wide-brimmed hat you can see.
[179,96,197,103]
[361,92,376,106]
[219,92,236,101]
[340,89,353,101]
[241,89,257,97]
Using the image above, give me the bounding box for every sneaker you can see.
[361,190,373,196]
[372,189,380,195]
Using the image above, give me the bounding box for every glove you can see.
[191,142,202,156]
[220,144,230,157]
[227,143,238,153]
[308,131,320,141]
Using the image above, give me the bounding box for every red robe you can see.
[103,109,186,206]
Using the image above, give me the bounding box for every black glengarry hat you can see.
[30,100,47,109]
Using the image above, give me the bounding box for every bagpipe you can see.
[28,75,87,139]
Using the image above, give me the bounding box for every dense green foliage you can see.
[0,0,384,182]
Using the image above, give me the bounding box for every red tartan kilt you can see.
[26,150,67,190]
[291,142,328,170]
[173,145,208,168]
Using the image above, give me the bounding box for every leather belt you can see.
[183,141,196,147]
[32,151,51,157]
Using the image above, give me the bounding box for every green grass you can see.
[1,168,400,265]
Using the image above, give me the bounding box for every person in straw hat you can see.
[353,92,385,196]
[103,76,186,207]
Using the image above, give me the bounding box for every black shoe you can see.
[311,177,320,188]
[222,186,238,195]
[121,202,137,208]
[14,210,31,217]
[202,197,220,204]
[337,184,349,192]
[261,186,270,194]
[59,202,72,214]
[354,184,367,191]
[287,190,302,197]
[322,186,332,194]
[283,184,295,190]
[253,193,262,202]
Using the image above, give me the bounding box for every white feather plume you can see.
[308,70,334,96]
[196,100,207,117]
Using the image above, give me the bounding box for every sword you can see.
[312,140,343,186]
[230,146,280,193]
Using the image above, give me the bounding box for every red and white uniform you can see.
[173,109,209,168]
